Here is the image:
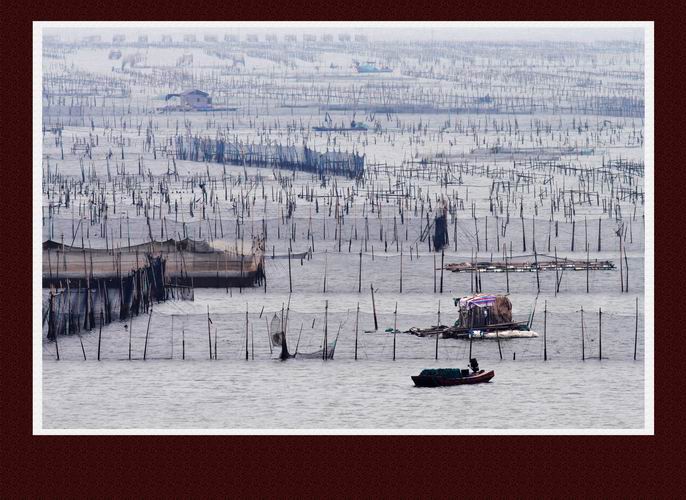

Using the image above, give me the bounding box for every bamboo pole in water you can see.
[371,283,378,331]
[634,297,638,360]
[599,307,602,361]
[440,249,444,293]
[399,245,403,293]
[143,303,152,360]
[354,302,360,360]
[97,310,103,361]
[435,300,440,360]
[581,307,585,361]
[358,250,362,293]
[543,300,547,361]
[207,305,212,360]
[323,300,328,360]
[393,301,397,361]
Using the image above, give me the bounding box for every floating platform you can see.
[445,259,615,273]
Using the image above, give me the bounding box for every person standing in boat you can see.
[469,358,480,373]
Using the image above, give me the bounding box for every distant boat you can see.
[313,120,368,132]
[354,61,393,73]
[412,359,494,387]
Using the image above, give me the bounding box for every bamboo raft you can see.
[445,259,615,273]
[407,321,535,339]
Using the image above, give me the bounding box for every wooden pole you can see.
[543,300,547,361]
[323,250,327,293]
[207,305,212,360]
[128,314,132,361]
[358,250,362,293]
[581,307,585,361]
[323,300,328,360]
[435,301,440,360]
[619,232,624,292]
[97,310,103,361]
[624,245,629,292]
[182,328,185,360]
[78,331,86,360]
[433,253,437,293]
[440,249,445,293]
[288,247,292,293]
[393,301,397,361]
[400,245,403,293]
[354,302,360,360]
[143,304,153,360]
[554,246,559,296]
[599,307,602,361]
[586,243,590,293]
[371,283,378,331]
[534,247,540,293]
[245,305,249,361]
[504,243,509,293]
[634,297,638,360]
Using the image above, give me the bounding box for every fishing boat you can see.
[412,359,494,387]
[313,120,368,132]
[354,60,393,73]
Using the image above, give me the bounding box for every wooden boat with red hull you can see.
[411,359,494,387]
[412,369,494,387]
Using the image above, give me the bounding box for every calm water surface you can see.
[43,358,643,430]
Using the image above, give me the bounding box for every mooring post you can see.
[97,310,103,361]
[504,243,509,293]
[371,283,378,331]
[543,300,547,361]
[245,305,249,361]
[354,302,360,361]
[52,295,60,359]
[634,297,638,360]
[207,305,212,360]
[435,301,440,360]
[433,253,437,293]
[581,306,585,361]
[393,301,397,361]
[586,243,590,293]
[323,300,328,360]
[599,307,602,361]
[358,250,362,293]
[399,245,403,293]
[288,247,292,293]
[128,314,132,361]
[143,303,153,360]
[440,249,445,293]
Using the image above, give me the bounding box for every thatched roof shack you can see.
[453,294,513,327]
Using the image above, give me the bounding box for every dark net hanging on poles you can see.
[43,255,190,340]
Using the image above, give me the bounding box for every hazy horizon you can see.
[42,23,645,44]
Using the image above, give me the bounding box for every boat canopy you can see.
[454,293,498,309]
